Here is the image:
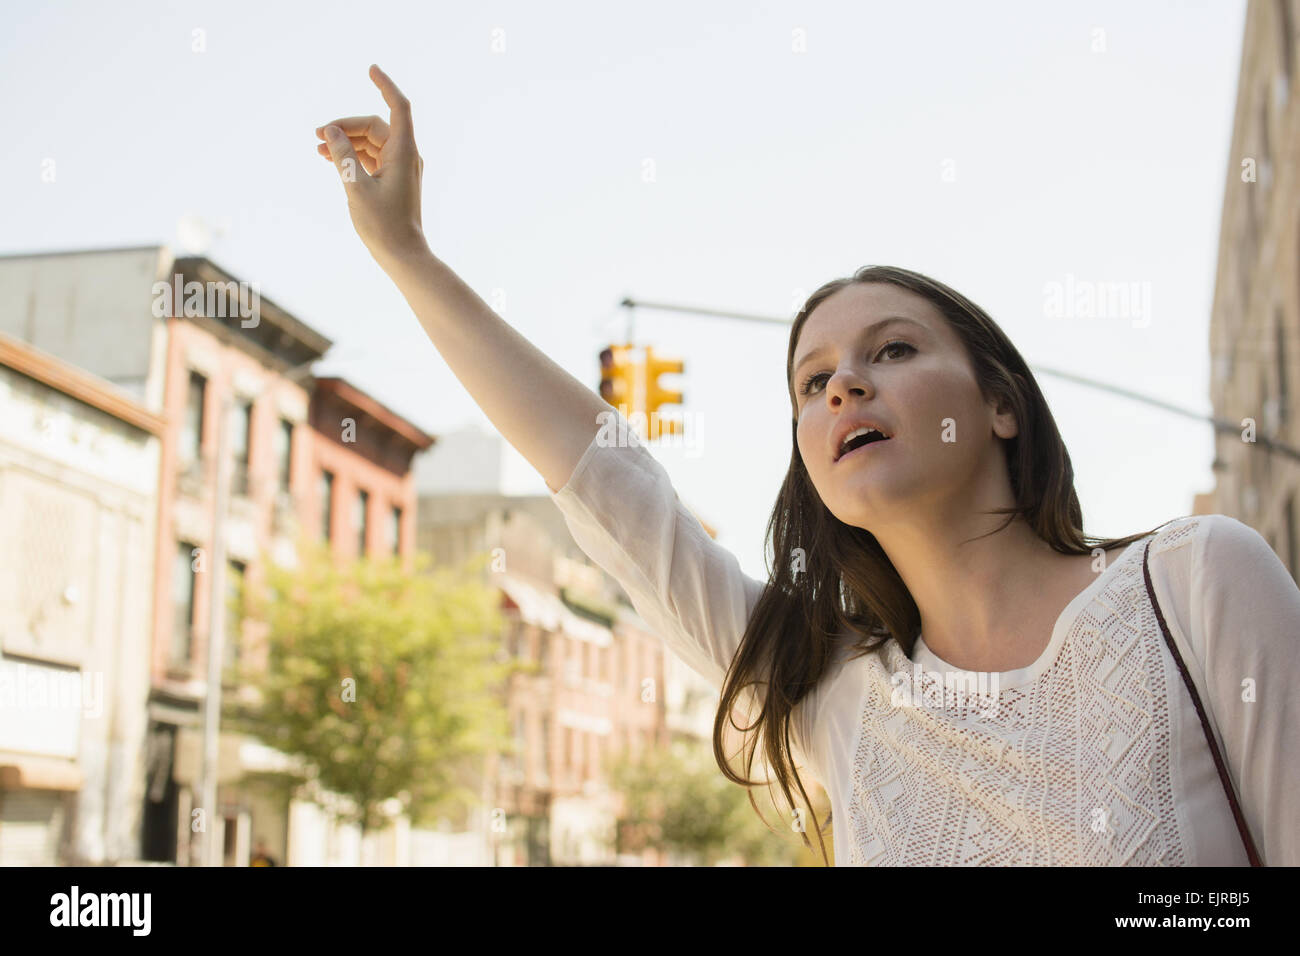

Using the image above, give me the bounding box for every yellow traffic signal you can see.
[599,345,639,413]
[644,345,684,437]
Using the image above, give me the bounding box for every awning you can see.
[0,752,83,791]
[172,728,308,787]
[497,575,611,646]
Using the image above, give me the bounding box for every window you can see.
[222,815,239,866]
[1259,98,1272,192]
[172,542,198,665]
[230,398,252,496]
[1278,313,1289,426]
[564,642,581,686]
[356,489,370,555]
[389,506,402,556]
[225,560,246,676]
[181,371,205,464]
[275,419,293,494]
[512,710,526,778]
[320,470,334,541]
[540,716,550,783]
[1287,494,1298,586]
[1278,0,1294,92]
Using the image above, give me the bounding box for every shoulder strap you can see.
[1142,538,1262,866]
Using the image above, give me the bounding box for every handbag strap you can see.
[1141,538,1262,866]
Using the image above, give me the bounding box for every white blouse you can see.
[547,422,1300,865]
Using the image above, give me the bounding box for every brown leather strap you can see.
[1142,538,1262,866]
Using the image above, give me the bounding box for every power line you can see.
[618,296,1300,464]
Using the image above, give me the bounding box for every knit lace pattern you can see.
[846,519,1201,865]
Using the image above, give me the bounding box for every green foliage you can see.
[607,736,811,866]
[227,542,519,834]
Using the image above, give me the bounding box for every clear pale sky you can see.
[1,0,1248,581]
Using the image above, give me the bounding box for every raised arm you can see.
[312,68,820,767]
[315,64,607,493]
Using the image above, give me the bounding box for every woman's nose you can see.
[826,367,873,405]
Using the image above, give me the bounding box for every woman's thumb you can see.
[322,126,364,187]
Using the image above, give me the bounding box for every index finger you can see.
[369,64,413,140]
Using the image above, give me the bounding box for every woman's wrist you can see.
[377,233,434,281]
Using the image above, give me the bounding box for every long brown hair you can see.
[714,265,1166,865]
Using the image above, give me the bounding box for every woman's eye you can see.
[799,372,829,395]
[878,340,914,361]
[798,340,914,396]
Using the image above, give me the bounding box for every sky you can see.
[0,0,1249,582]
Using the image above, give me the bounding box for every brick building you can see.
[1197,0,1300,584]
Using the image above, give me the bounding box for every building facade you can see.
[147,255,332,867]
[0,333,163,864]
[415,430,725,866]
[281,375,433,866]
[1200,0,1300,583]
[0,245,434,865]
[307,376,432,567]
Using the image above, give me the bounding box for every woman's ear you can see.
[991,393,1019,440]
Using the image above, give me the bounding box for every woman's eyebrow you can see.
[793,315,926,378]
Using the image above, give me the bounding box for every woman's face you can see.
[791,282,1016,531]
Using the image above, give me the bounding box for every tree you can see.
[228,543,519,836]
[607,736,822,866]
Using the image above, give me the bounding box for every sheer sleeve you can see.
[543,416,826,780]
[546,418,820,774]
[547,421,766,691]
[1190,514,1300,866]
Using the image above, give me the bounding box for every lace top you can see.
[546,421,1300,865]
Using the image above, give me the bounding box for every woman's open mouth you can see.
[836,434,892,463]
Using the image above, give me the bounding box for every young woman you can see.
[316,65,1300,866]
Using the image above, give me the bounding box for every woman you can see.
[315,65,1300,866]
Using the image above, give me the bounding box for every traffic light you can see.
[644,345,684,437]
[599,345,638,413]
